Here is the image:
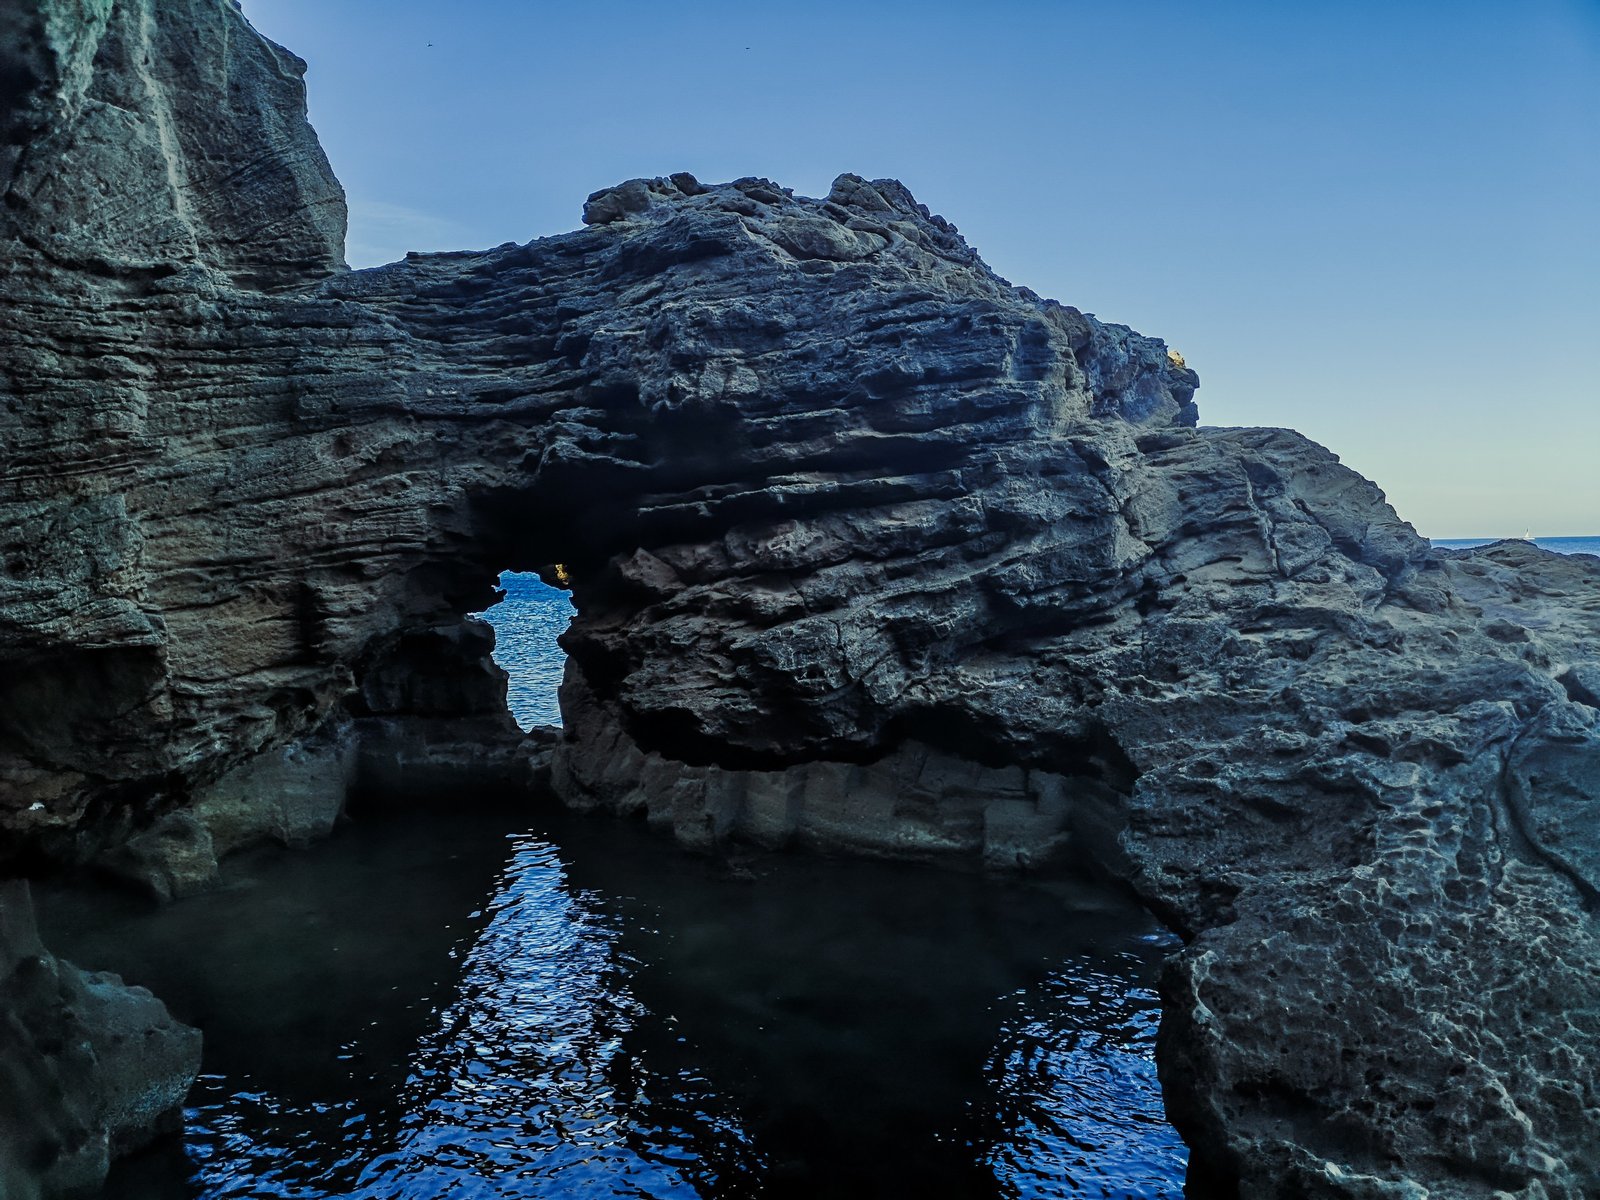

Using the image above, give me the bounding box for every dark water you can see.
[475,573,574,730]
[38,805,1187,1198]
[1433,535,1600,556]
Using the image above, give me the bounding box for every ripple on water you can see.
[474,573,574,730]
[39,803,1187,1199]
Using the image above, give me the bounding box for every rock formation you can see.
[0,882,200,1198]
[3,0,1599,1196]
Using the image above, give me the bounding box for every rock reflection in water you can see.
[38,804,1185,1198]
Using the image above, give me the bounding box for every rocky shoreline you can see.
[3,0,1599,1195]
[0,881,200,1199]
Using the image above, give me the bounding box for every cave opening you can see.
[32,562,1199,1199]
[474,570,576,731]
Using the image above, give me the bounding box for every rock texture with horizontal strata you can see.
[3,0,1600,1196]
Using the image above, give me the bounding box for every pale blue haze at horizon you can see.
[242,0,1599,539]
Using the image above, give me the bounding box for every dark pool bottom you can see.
[37,800,1187,1199]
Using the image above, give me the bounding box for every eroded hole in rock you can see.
[473,570,576,730]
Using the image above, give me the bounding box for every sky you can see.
[241,0,1599,538]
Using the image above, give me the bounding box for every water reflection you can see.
[39,804,1185,1198]
[986,966,1179,1196]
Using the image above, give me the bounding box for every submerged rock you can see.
[1,0,1599,1195]
[0,882,201,1199]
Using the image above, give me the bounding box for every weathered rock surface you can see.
[0,882,201,1199]
[0,0,345,283]
[3,0,1600,1196]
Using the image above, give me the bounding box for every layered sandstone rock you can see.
[2,0,1599,1195]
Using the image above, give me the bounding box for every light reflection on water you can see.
[39,804,1187,1199]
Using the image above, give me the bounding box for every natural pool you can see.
[38,801,1187,1198]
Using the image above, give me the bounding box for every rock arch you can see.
[3,1,1600,1195]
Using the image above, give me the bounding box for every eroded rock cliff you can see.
[3,0,1599,1196]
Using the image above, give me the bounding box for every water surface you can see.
[476,573,573,730]
[39,804,1187,1198]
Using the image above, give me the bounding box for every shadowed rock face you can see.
[3,0,1600,1196]
[0,882,200,1199]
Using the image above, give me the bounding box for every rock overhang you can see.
[2,0,1600,1196]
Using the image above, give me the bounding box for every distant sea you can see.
[476,572,575,730]
[1433,537,1600,557]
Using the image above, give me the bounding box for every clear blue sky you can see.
[243,0,1598,538]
